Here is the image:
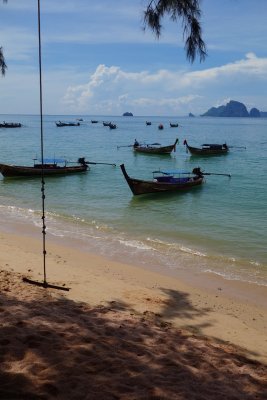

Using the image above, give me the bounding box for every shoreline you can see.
[1,223,266,365]
[1,203,267,288]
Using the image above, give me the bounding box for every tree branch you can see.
[0,47,7,76]
[143,0,207,63]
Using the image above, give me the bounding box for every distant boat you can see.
[91,120,98,123]
[0,122,22,128]
[55,121,80,127]
[146,121,152,126]
[170,123,179,128]
[0,157,89,178]
[158,124,164,130]
[133,138,178,155]
[102,121,117,128]
[183,139,229,156]
[120,164,204,196]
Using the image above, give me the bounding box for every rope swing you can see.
[23,0,69,291]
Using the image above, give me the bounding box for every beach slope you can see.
[0,231,267,399]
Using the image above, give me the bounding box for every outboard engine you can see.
[192,167,203,177]
[78,157,86,165]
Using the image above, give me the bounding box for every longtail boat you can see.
[55,121,80,127]
[103,121,117,129]
[170,123,179,127]
[183,139,229,155]
[0,157,89,178]
[133,138,178,155]
[0,122,22,128]
[120,164,204,195]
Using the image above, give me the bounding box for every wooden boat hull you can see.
[134,139,178,155]
[0,163,88,178]
[0,123,22,128]
[120,164,203,195]
[186,144,228,155]
[55,122,80,127]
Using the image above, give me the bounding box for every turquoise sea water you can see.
[0,114,266,285]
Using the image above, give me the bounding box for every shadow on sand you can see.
[0,270,266,400]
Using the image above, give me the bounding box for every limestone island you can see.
[201,100,267,118]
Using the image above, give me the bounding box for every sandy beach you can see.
[1,228,267,399]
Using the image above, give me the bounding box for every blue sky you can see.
[0,0,267,116]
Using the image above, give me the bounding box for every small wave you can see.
[118,239,153,251]
[146,237,207,256]
[35,210,115,235]
[146,237,181,249]
[1,201,266,287]
[180,246,206,257]
[204,268,267,287]
[250,260,260,266]
[0,204,40,223]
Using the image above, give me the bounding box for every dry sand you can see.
[0,230,267,399]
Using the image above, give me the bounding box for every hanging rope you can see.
[37,0,47,286]
[23,0,69,291]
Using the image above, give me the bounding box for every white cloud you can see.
[61,54,267,115]
[180,53,267,87]
[1,53,267,116]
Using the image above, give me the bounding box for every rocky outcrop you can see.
[201,100,249,117]
[201,105,226,117]
[249,108,261,117]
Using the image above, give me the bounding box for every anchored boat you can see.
[0,122,22,128]
[120,164,204,195]
[0,157,89,178]
[133,138,178,155]
[55,121,80,127]
[183,139,229,156]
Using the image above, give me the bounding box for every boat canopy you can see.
[34,158,67,164]
[152,170,191,175]
[202,144,224,148]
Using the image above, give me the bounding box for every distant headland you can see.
[123,112,133,116]
[201,100,267,118]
